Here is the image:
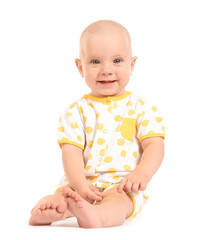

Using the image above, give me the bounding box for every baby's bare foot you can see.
[62,186,103,228]
[29,195,68,226]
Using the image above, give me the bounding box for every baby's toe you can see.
[57,201,67,213]
[34,208,42,216]
[46,202,51,208]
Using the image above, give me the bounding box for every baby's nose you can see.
[100,63,113,75]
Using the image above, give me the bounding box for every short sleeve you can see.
[136,99,165,142]
[57,101,85,150]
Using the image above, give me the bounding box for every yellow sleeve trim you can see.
[58,140,84,150]
[139,133,165,142]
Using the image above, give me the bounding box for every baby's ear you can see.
[75,58,84,77]
[130,56,137,75]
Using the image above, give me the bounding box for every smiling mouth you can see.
[98,80,117,83]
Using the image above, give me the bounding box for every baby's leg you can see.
[29,190,74,226]
[62,186,133,228]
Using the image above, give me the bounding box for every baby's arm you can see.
[62,143,102,202]
[117,137,164,193]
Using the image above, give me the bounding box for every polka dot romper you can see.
[56,92,165,219]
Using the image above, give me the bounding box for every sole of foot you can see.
[62,186,103,228]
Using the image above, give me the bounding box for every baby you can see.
[29,20,165,228]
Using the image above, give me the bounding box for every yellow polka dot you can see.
[102,183,111,189]
[143,195,149,200]
[114,115,122,122]
[66,112,72,117]
[86,126,93,134]
[96,112,100,118]
[64,178,67,182]
[89,176,98,183]
[148,131,155,135]
[162,126,165,132]
[85,165,92,171]
[112,102,117,109]
[152,106,157,112]
[139,99,145,105]
[121,150,126,157]
[141,120,149,126]
[97,123,104,130]
[79,106,83,114]
[103,99,111,105]
[61,137,69,141]
[83,116,87,122]
[133,151,138,158]
[155,117,163,123]
[77,135,83,142]
[140,111,145,116]
[58,127,64,132]
[128,109,136,116]
[69,102,77,109]
[97,138,105,145]
[117,139,125,146]
[71,123,78,129]
[116,126,122,132]
[107,106,113,112]
[103,129,107,134]
[88,154,92,160]
[99,149,106,156]
[104,156,113,163]
[132,212,137,218]
[113,175,120,181]
[139,205,142,213]
[123,165,132,171]
[127,100,132,106]
[107,168,117,174]
[88,140,93,148]
[88,102,94,108]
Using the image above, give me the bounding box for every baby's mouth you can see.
[98,80,117,83]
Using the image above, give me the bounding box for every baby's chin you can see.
[91,89,127,98]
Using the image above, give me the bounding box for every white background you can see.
[0,0,212,239]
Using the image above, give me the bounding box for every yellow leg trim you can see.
[126,193,136,219]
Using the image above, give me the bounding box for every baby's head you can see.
[75,20,137,98]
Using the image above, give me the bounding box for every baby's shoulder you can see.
[61,97,85,115]
[129,93,152,109]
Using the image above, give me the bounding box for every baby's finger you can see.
[87,190,102,202]
[88,184,102,197]
[124,180,133,193]
[117,177,127,193]
[94,188,103,197]
[132,182,139,192]
[139,182,147,191]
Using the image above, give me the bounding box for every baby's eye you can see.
[113,59,122,63]
[91,59,100,64]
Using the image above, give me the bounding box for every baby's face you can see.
[76,31,137,98]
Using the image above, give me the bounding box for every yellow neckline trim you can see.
[83,91,132,102]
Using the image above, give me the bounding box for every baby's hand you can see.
[117,170,148,193]
[74,181,102,203]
